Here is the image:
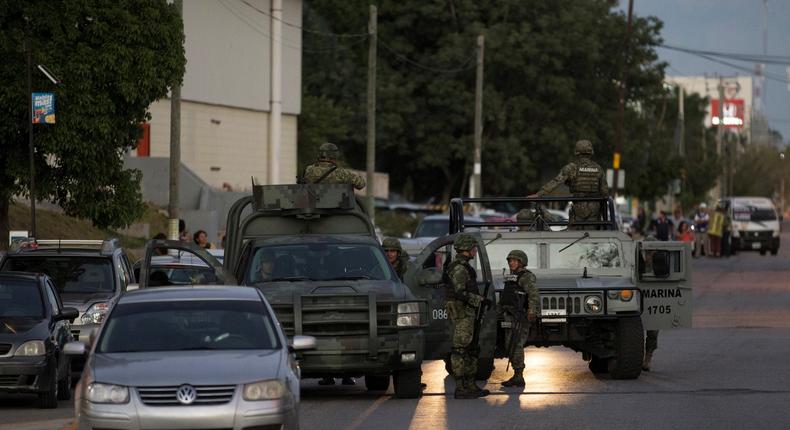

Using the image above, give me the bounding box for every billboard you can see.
[32,92,56,124]
[710,99,744,129]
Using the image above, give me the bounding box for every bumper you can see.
[300,329,424,378]
[732,236,779,251]
[0,356,52,394]
[77,394,297,430]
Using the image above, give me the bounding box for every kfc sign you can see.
[711,99,745,128]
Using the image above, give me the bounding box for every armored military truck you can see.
[221,184,427,398]
[405,196,692,379]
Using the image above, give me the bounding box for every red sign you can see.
[711,99,745,129]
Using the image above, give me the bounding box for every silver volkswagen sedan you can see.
[66,286,314,430]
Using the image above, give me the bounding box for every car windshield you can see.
[246,243,393,283]
[549,242,622,269]
[0,280,44,319]
[483,243,539,273]
[1,256,114,294]
[733,205,777,222]
[97,299,279,353]
[414,219,448,238]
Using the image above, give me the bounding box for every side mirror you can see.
[126,283,139,292]
[288,335,317,352]
[56,307,79,322]
[417,267,443,286]
[651,251,670,278]
[64,341,86,356]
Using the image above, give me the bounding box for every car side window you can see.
[116,253,131,289]
[121,253,136,283]
[44,282,61,315]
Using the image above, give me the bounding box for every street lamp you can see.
[26,40,61,238]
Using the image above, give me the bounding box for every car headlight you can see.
[243,379,286,401]
[584,296,602,313]
[15,340,45,356]
[773,230,780,238]
[397,302,421,327]
[81,302,110,325]
[86,383,130,404]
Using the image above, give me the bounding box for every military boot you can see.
[642,352,653,371]
[501,369,525,387]
[454,378,485,399]
[472,380,490,397]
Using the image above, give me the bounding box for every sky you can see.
[623,0,790,141]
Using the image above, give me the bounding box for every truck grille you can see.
[272,294,398,337]
[0,375,22,385]
[0,343,12,355]
[541,293,601,316]
[137,385,236,406]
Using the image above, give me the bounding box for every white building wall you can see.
[147,99,297,191]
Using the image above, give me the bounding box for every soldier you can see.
[302,142,366,190]
[445,234,490,399]
[528,140,609,229]
[382,237,411,280]
[499,250,539,388]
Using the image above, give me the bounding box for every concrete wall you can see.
[146,99,298,191]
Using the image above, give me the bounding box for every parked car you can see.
[399,214,485,256]
[0,272,78,408]
[68,286,314,430]
[0,239,135,377]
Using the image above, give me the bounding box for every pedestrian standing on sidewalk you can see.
[708,204,726,258]
[693,203,710,257]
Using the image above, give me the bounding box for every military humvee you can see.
[404,196,692,379]
[221,184,427,398]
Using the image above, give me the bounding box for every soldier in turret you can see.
[302,143,366,190]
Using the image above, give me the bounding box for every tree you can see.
[301,0,670,202]
[0,0,185,247]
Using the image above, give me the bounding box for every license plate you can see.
[500,321,513,328]
[541,318,567,323]
[751,242,762,249]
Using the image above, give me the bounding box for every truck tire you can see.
[760,248,767,256]
[393,368,422,399]
[475,356,495,380]
[57,367,72,400]
[38,368,58,409]
[588,356,609,374]
[608,317,644,380]
[771,247,779,256]
[364,374,390,392]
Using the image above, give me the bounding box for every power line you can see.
[661,44,790,65]
[239,0,369,38]
[659,44,790,85]
[378,37,477,74]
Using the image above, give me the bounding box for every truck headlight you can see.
[81,302,110,325]
[86,383,130,404]
[606,290,634,302]
[243,379,286,400]
[15,340,45,356]
[397,302,421,327]
[584,296,602,313]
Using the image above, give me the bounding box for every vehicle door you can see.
[403,233,496,361]
[636,240,693,330]
[138,240,237,289]
[43,280,70,377]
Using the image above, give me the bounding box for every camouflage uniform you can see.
[500,250,539,387]
[382,237,411,280]
[536,140,608,229]
[303,161,366,190]
[444,234,488,398]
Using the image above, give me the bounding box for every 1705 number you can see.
[646,305,672,315]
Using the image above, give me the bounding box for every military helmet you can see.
[574,139,594,155]
[453,233,477,252]
[318,142,340,160]
[382,237,402,252]
[506,249,528,266]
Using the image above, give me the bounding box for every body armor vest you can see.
[500,271,528,308]
[443,259,478,300]
[570,158,602,196]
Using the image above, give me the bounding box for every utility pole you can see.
[612,0,633,198]
[678,86,685,156]
[268,0,283,185]
[366,5,377,218]
[716,76,725,199]
[168,0,183,241]
[469,34,484,198]
[26,39,36,238]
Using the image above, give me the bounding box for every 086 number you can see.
[432,308,448,320]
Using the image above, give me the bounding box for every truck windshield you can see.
[733,205,777,222]
[1,257,114,294]
[483,243,539,273]
[246,243,394,283]
[549,242,622,269]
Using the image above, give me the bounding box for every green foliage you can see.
[0,0,185,233]
[297,94,353,172]
[733,142,787,200]
[301,0,672,202]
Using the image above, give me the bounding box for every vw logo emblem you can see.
[176,384,197,405]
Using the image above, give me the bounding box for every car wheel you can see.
[364,374,390,392]
[608,317,644,380]
[57,365,72,401]
[588,355,609,374]
[393,368,422,399]
[760,248,767,256]
[771,247,779,256]
[39,368,58,409]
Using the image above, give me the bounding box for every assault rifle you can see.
[506,290,528,372]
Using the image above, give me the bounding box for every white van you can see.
[721,196,781,256]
